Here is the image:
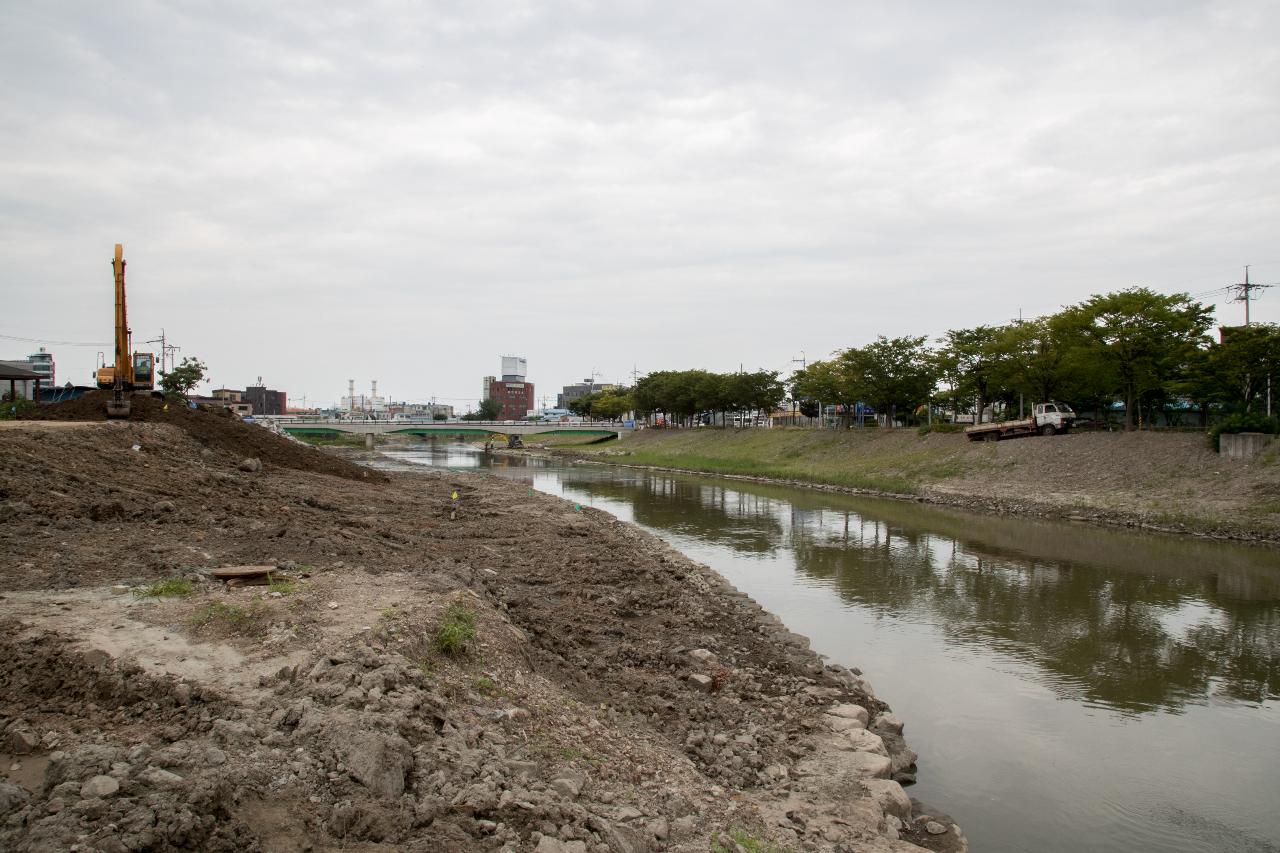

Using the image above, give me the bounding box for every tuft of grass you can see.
[190,601,248,627]
[133,578,194,599]
[267,576,297,595]
[711,828,792,853]
[473,675,496,695]
[527,734,596,764]
[433,602,477,655]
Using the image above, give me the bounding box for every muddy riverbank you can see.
[536,428,1280,544]
[0,414,957,852]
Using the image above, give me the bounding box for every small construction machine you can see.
[94,244,155,417]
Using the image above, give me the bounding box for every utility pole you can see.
[792,352,806,424]
[1010,310,1025,417]
[144,328,179,376]
[1232,265,1274,326]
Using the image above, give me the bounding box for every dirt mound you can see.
[22,392,380,483]
[0,420,950,850]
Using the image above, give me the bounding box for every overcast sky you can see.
[3,1,1278,409]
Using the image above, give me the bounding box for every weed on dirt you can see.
[132,578,194,598]
[712,827,794,853]
[189,600,268,636]
[267,576,298,595]
[434,601,477,655]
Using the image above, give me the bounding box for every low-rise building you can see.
[0,348,56,400]
[245,385,288,416]
[557,379,617,408]
[1,361,43,401]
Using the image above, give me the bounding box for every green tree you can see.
[1212,323,1280,413]
[567,392,599,417]
[791,360,852,426]
[1076,288,1213,429]
[159,357,207,400]
[938,326,1003,424]
[984,311,1097,415]
[844,336,936,426]
[462,398,501,420]
[592,390,634,420]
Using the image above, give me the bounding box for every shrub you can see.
[0,398,39,420]
[1209,413,1280,451]
[433,602,477,655]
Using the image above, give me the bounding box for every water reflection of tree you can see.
[550,464,1279,714]
[789,510,1280,714]
[562,476,785,557]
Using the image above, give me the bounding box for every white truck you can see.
[964,402,1076,441]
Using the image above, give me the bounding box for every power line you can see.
[1188,285,1235,301]
[0,332,110,347]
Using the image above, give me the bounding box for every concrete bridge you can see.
[268,417,631,441]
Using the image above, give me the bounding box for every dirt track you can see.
[0,410,961,852]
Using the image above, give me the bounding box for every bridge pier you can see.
[364,433,375,450]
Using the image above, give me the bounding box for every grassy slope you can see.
[572,427,976,494]
[561,427,1280,539]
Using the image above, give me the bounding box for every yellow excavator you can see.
[94,244,155,417]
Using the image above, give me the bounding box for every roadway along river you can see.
[381,441,1280,853]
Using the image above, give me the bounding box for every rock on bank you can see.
[0,417,962,852]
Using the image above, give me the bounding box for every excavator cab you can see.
[132,352,155,389]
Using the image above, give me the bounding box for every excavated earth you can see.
[0,406,964,853]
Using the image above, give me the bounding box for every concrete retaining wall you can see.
[1220,432,1273,460]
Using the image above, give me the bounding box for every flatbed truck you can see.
[964,402,1076,441]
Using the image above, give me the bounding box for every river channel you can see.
[381,441,1280,853]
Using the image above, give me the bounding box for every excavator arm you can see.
[104,243,134,417]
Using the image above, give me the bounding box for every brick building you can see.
[486,356,533,419]
[244,385,287,416]
[488,378,534,420]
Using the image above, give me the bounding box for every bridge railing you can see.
[269,417,630,428]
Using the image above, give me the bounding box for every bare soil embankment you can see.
[548,427,1280,543]
[0,404,957,852]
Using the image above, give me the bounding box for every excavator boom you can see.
[113,244,133,386]
[95,243,156,416]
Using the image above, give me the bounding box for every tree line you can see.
[561,370,786,425]
[794,287,1277,429]
[566,286,1279,430]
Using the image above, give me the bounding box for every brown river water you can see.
[383,442,1280,853]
